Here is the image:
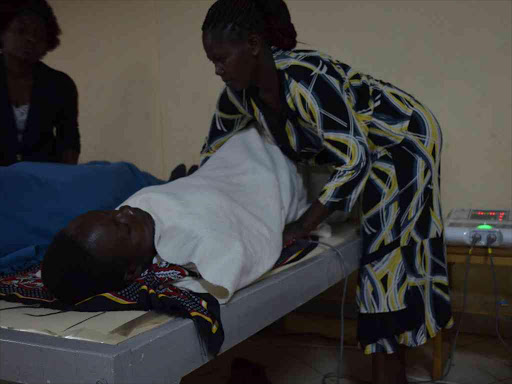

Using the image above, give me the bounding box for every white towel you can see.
[122,126,309,303]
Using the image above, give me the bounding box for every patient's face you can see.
[65,206,156,280]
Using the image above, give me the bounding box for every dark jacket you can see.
[0,54,80,166]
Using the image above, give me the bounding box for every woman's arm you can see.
[200,87,252,165]
[55,74,80,164]
[61,149,79,164]
[283,199,330,245]
[283,61,371,244]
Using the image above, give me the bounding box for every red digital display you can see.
[470,210,508,221]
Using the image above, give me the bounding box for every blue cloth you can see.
[0,161,165,275]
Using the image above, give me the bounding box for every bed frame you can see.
[0,228,361,384]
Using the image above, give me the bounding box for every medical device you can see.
[445,209,512,247]
[319,208,512,384]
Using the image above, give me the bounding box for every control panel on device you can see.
[445,209,512,247]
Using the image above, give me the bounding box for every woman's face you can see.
[1,13,49,63]
[202,31,258,91]
[66,206,157,281]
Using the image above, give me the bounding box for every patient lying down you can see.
[43,127,309,305]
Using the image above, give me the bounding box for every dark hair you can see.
[202,0,297,50]
[42,231,128,305]
[0,0,62,51]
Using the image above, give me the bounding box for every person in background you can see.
[0,0,80,166]
[200,1,452,383]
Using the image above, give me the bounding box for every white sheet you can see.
[123,126,309,303]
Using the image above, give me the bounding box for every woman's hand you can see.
[283,220,310,247]
[283,199,331,247]
[61,149,79,165]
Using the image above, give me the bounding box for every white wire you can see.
[306,240,348,384]
[307,235,480,384]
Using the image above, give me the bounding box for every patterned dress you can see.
[201,48,453,354]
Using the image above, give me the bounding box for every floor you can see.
[181,318,512,384]
[0,319,508,384]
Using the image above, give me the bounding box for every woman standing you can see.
[0,0,80,166]
[200,1,452,383]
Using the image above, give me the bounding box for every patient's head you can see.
[42,206,157,305]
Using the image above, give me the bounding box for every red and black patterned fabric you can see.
[0,239,317,356]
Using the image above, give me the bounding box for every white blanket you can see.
[123,126,309,303]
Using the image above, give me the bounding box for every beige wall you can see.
[45,0,511,215]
